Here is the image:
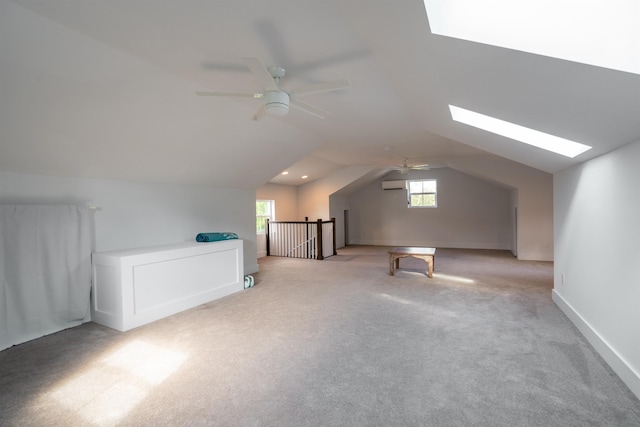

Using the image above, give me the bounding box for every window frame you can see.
[407,179,438,208]
[256,199,275,234]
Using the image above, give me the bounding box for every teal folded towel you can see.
[196,232,238,242]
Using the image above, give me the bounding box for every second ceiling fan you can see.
[393,157,435,175]
[196,57,350,121]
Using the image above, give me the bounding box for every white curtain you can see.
[0,205,92,351]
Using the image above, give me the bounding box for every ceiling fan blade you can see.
[288,78,351,97]
[411,164,431,170]
[196,91,263,98]
[253,104,266,121]
[290,98,329,119]
[242,57,279,91]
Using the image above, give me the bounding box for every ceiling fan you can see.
[196,57,350,121]
[392,157,434,175]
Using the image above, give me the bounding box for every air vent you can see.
[382,180,406,190]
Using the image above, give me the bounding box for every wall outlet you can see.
[561,273,565,285]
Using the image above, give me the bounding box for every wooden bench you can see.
[388,247,436,278]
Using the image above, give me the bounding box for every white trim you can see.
[552,289,640,400]
[348,239,510,250]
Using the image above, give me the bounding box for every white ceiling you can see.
[2,0,640,189]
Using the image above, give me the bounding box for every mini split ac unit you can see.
[382,180,406,190]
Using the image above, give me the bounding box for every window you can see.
[408,179,437,208]
[256,200,275,234]
[422,0,640,76]
[449,105,591,158]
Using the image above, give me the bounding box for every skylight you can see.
[449,105,591,158]
[423,0,640,75]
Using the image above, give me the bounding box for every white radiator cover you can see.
[91,240,243,331]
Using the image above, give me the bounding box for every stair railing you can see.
[266,218,336,260]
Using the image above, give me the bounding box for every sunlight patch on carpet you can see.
[102,339,188,385]
[434,273,475,284]
[378,293,413,305]
[47,339,188,426]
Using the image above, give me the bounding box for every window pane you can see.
[411,194,435,206]
[409,180,436,193]
[256,200,275,234]
[256,216,266,232]
[409,181,422,193]
[256,201,268,215]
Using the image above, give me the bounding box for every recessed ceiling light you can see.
[449,105,591,158]
[281,171,289,175]
[301,175,308,179]
[423,0,640,75]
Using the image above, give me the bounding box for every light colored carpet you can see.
[1,246,639,426]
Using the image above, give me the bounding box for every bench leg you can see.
[389,253,435,278]
[413,255,434,278]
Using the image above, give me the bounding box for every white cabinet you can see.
[91,240,243,331]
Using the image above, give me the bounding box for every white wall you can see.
[256,184,299,221]
[448,156,553,261]
[0,171,258,274]
[510,190,518,256]
[553,139,640,399]
[297,166,376,221]
[348,168,512,249]
[329,194,350,249]
[294,166,376,253]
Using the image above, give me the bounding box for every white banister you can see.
[266,218,335,260]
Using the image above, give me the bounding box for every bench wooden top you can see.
[389,247,436,256]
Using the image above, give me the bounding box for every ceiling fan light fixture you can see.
[265,91,290,116]
[197,57,349,120]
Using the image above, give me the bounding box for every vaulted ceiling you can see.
[2,0,639,189]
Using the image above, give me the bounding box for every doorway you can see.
[343,209,350,246]
[513,206,518,257]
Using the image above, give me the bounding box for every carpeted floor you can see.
[1,246,639,426]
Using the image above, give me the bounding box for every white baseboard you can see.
[552,289,640,400]
[350,239,511,250]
